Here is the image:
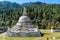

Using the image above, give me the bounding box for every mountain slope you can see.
[0,1,46,8]
[0,1,20,8]
[22,2,46,6]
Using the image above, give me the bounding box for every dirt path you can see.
[0,32,6,36]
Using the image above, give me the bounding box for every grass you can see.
[0,29,60,40]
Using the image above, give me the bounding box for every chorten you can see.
[6,7,43,37]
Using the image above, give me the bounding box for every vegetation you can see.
[0,1,60,33]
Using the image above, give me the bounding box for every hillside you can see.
[0,1,20,8]
[0,1,60,33]
[0,1,46,8]
[22,2,46,6]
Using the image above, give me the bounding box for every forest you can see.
[0,1,60,33]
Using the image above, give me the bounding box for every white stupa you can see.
[6,7,43,37]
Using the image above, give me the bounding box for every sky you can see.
[0,0,60,4]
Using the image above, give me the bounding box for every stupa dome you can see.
[18,16,31,22]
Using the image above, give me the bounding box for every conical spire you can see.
[22,7,27,16]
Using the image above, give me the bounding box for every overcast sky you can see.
[0,0,60,4]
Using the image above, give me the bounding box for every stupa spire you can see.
[22,7,27,16]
